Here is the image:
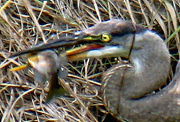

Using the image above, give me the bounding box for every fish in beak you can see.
[10,50,68,102]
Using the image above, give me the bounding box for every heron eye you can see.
[101,34,111,42]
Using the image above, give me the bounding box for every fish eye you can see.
[101,34,111,42]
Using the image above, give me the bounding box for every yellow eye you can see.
[101,34,111,42]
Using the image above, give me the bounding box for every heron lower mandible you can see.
[10,19,180,121]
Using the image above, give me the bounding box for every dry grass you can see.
[0,0,179,121]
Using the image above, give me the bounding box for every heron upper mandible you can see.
[10,19,180,121]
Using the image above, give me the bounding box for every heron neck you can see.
[122,31,171,99]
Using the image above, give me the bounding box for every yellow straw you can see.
[9,64,27,71]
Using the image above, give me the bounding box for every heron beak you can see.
[9,32,105,58]
[9,32,107,70]
[10,34,129,71]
